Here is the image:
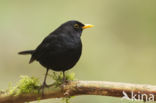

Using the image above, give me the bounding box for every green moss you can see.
[7,72,75,103]
[62,96,75,103]
[49,72,75,87]
[62,97,71,103]
[66,72,75,81]
[9,76,40,95]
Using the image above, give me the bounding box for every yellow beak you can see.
[82,24,94,29]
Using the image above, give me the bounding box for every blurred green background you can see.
[0,0,156,103]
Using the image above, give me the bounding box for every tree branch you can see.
[0,80,156,103]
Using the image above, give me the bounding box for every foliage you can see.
[7,72,75,103]
[9,76,40,95]
[49,72,75,87]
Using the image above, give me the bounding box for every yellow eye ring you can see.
[74,24,79,28]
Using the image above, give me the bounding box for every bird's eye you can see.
[74,24,79,29]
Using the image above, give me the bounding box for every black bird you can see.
[18,20,93,93]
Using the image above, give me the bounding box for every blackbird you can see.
[18,20,93,94]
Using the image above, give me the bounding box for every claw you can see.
[38,82,50,96]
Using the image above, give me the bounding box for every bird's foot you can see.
[63,79,70,84]
[38,83,50,96]
[62,78,68,84]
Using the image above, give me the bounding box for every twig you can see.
[0,80,156,103]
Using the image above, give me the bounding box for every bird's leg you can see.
[43,69,49,87]
[63,71,66,82]
[39,69,49,96]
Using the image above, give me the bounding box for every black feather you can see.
[18,50,34,55]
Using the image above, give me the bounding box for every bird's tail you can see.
[18,50,34,55]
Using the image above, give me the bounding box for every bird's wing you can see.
[29,35,57,63]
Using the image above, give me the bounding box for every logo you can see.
[121,91,154,102]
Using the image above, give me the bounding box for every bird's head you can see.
[59,20,94,36]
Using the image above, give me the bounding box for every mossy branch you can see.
[1,77,156,103]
